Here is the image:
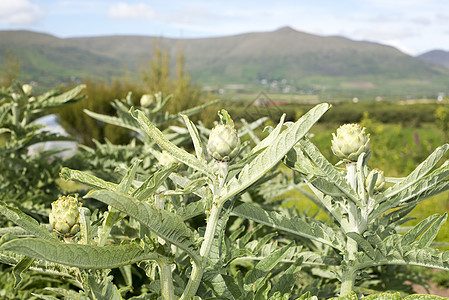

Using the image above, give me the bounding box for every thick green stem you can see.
[340,162,359,296]
[180,200,223,300]
[340,267,356,296]
[158,262,175,300]
[180,161,228,299]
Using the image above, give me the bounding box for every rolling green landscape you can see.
[2,27,449,298]
[1,27,449,101]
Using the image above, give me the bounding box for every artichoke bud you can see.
[207,110,240,162]
[22,84,33,95]
[140,94,153,107]
[331,123,370,162]
[49,195,81,237]
[366,168,386,194]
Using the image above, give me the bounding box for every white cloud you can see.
[108,2,155,20]
[0,0,43,26]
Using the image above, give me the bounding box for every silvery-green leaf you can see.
[181,114,206,163]
[0,238,163,269]
[346,232,375,260]
[117,159,142,194]
[244,243,294,291]
[232,202,342,249]
[84,108,140,132]
[132,163,178,201]
[384,144,449,198]
[42,288,90,300]
[130,107,214,179]
[299,138,362,207]
[27,84,85,113]
[0,201,57,241]
[400,214,441,247]
[417,213,447,248]
[160,99,219,125]
[60,167,117,191]
[87,190,200,264]
[12,256,34,288]
[222,103,330,203]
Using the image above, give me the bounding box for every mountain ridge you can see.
[0,28,447,97]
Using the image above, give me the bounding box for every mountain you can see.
[418,50,449,69]
[0,27,448,96]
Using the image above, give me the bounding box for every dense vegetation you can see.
[1,42,449,299]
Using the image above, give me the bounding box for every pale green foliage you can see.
[0,93,448,299]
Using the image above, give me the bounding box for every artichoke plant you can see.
[365,168,386,194]
[49,195,81,237]
[331,123,370,162]
[207,110,240,162]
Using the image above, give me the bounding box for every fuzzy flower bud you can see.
[49,195,81,236]
[22,84,33,95]
[207,124,240,162]
[331,123,370,162]
[140,94,153,107]
[366,168,386,194]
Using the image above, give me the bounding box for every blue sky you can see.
[0,0,448,55]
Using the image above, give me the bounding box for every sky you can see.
[0,0,448,56]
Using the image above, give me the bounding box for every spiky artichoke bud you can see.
[49,195,81,236]
[365,168,386,194]
[140,94,153,107]
[331,123,370,162]
[207,110,240,162]
[22,84,33,95]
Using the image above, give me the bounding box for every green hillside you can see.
[1,28,448,97]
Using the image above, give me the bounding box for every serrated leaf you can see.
[361,292,401,299]
[84,109,140,132]
[222,103,330,203]
[232,202,341,249]
[0,201,57,241]
[44,287,90,300]
[129,107,214,178]
[346,232,375,260]
[417,213,447,248]
[299,138,362,207]
[401,214,440,247]
[28,84,85,113]
[403,295,447,300]
[117,160,141,194]
[12,256,34,288]
[0,238,163,269]
[181,114,206,162]
[87,190,200,264]
[244,243,294,290]
[60,167,117,191]
[133,163,178,201]
[384,144,449,198]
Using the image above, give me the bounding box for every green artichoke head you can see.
[331,123,370,162]
[207,109,240,162]
[49,195,81,236]
[365,168,386,194]
[22,84,33,95]
[140,94,153,107]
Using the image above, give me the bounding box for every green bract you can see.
[331,123,370,162]
[366,168,386,193]
[49,195,81,236]
[207,124,240,162]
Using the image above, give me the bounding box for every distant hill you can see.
[418,50,449,69]
[0,27,448,97]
